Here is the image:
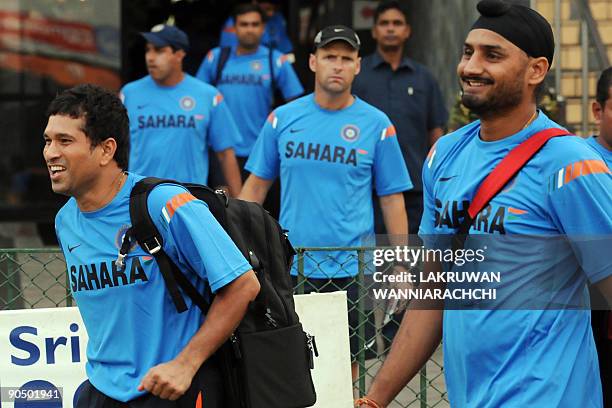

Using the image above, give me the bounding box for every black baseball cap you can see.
[313,25,361,50]
[140,24,189,51]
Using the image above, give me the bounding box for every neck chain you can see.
[523,110,538,130]
[103,171,126,204]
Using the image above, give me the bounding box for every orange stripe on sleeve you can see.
[581,159,610,176]
[570,161,583,182]
[508,207,528,215]
[165,192,197,219]
[267,112,276,124]
[564,164,572,184]
[386,125,397,138]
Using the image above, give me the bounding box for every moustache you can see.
[461,76,494,85]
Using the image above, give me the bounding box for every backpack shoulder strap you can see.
[214,47,232,86]
[128,177,211,314]
[268,45,277,93]
[453,127,572,248]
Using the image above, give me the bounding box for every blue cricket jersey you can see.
[55,173,252,402]
[419,113,612,407]
[246,94,413,278]
[196,46,303,157]
[120,75,241,184]
[586,135,612,167]
[219,14,293,53]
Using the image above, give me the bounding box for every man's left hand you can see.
[137,359,198,400]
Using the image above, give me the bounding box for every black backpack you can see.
[119,177,317,408]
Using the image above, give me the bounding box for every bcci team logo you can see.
[179,96,196,111]
[341,125,360,142]
[251,60,263,71]
[115,225,137,252]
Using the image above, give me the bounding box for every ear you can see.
[593,100,603,125]
[175,49,186,63]
[527,56,549,88]
[405,23,412,40]
[355,56,362,76]
[98,137,118,167]
[309,53,317,73]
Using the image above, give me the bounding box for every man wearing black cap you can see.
[357,1,612,407]
[239,25,412,380]
[120,24,243,196]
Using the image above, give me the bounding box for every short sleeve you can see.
[244,111,281,180]
[208,92,242,152]
[195,50,215,84]
[374,122,413,195]
[274,53,303,100]
[147,184,252,292]
[546,158,612,283]
[426,73,449,130]
[418,143,438,237]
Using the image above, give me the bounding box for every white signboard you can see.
[0,293,352,408]
[0,307,88,408]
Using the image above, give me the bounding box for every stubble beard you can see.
[461,78,525,120]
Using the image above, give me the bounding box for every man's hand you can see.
[215,148,242,197]
[137,358,197,400]
[239,174,273,204]
[387,264,413,314]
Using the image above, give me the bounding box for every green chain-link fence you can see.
[0,248,448,408]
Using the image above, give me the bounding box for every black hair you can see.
[596,67,612,106]
[233,3,266,23]
[373,0,409,24]
[46,84,130,170]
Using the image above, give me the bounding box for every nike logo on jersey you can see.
[290,128,304,133]
[137,104,148,109]
[68,244,82,253]
[438,175,458,182]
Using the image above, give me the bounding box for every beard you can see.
[378,43,402,53]
[237,36,260,51]
[461,75,525,119]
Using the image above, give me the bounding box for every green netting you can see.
[0,248,448,407]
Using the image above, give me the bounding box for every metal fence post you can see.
[65,264,73,307]
[357,248,366,396]
[1,250,23,309]
[296,248,305,295]
[420,365,428,408]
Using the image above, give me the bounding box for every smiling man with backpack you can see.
[44,84,260,407]
[357,1,612,407]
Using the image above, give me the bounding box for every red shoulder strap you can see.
[467,128,572,219]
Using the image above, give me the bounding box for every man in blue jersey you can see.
[219,0,293,54]
[590,66,612,408]
[198,3,303,218]
[358,1,612,407]
[239,25,413,379]
[44,84,259,407]
[197,3,303,168]
[121,25,243,197]
[590,67,612,168]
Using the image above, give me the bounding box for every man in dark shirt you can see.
[353,0,448,238]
